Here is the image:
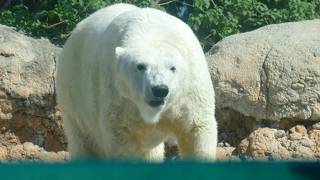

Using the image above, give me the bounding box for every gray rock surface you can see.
[0,25,65,155]
[207,20,320,122]
[0,24,60,118]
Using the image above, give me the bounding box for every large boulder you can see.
[207,20,320,160]
[207,20,320,122]
[0,25,59,117]
[0,25,66,156]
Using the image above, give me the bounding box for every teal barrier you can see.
[0,161,318,179]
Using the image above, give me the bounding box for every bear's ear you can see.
[115,47,126,59]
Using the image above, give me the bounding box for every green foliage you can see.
[188,0,320,50]
[1,0,319,50]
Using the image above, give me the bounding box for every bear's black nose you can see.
[152,85,169,98]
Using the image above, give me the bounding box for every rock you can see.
[37,150,69,162]
[237,125,320,161]
[312,122,320,130]
[216,108,257,147]
[0,24,66,158]
[216,147,240,161]
[289,125,307,135]
[0,24,60,117]
[207,20,320,161]
[1,142,69,162]
[7,144,24,161]
[288,125,308,140]
[164,143,179,160]
[0,110,66,153]
[308,129,320,154]
[207,20,320,122]
[23,142,39,152]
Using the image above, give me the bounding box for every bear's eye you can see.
[137,64,146,71]
[170,66,176,72]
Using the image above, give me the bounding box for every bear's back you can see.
[109,7,196,46]
[75,3,138,35]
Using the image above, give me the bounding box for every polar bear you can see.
[56,3,217,161]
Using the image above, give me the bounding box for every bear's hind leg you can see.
[144,142,165,162]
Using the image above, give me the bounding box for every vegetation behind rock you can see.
[1,0,320,50]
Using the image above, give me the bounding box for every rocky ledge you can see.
[0,20,319,162]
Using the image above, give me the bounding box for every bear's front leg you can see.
[175,120,217,161]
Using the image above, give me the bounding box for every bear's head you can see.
[115,42,185,124]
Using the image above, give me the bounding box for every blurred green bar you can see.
[0,161,318,179]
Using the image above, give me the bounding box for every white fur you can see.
[56,3,217,161]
